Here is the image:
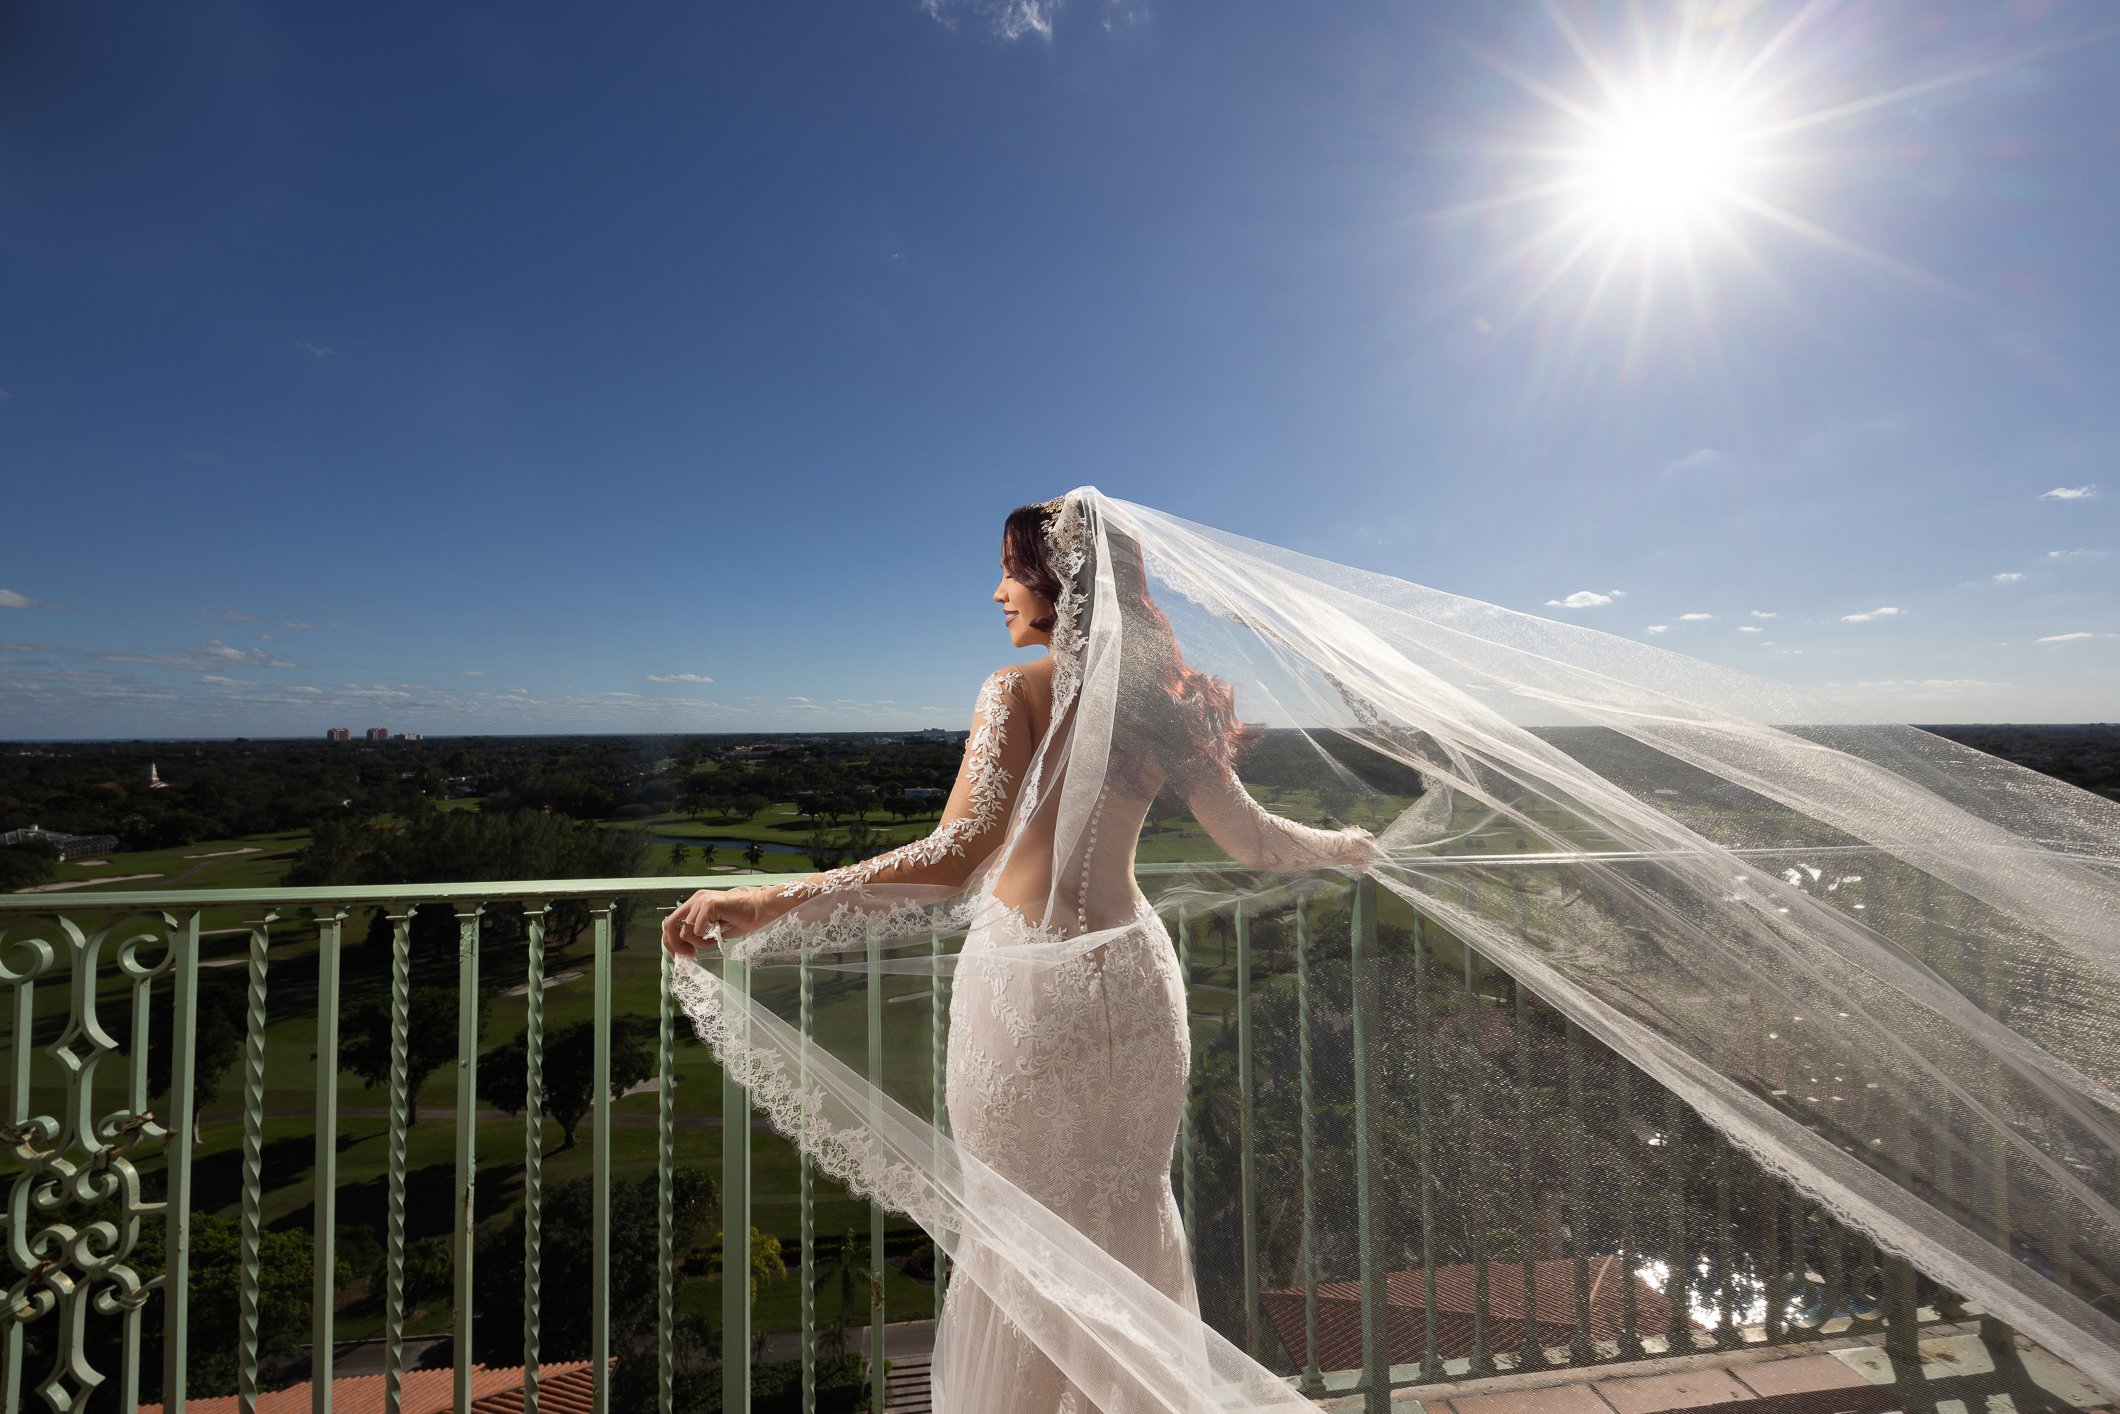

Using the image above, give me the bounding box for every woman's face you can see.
[994,538,1055,650]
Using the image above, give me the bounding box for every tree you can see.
[0,839,61,890]
[671,842,690,872]
[474,1167,717,1368]
[32,1211,326,1402]
[153,971,249,1143]
[341,985,490,1126]
[708,1223,788,1307]
[700,842,717,872]
[813,1229,876,1359]
[476,1015,657,1150]
[743,839,765,871]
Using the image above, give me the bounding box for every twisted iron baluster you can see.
[523,903,547,1414]
[382,906,412,1414]
[236,909,277,1414]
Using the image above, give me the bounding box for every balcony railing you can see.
[0,867,2036,1414]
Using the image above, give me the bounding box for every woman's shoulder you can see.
[982,657,1054,697]
[979,659,1054,730]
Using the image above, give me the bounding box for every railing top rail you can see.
[0,861,1283,913]
[8,838,2104,913]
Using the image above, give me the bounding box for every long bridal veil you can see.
[672,486,2120,1410]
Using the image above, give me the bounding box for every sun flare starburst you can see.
[1423,0,2097,426]
[1576,85,1754,241]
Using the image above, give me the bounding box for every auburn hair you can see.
[1004,501,1263,800]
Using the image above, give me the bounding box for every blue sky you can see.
[2,0,2115,738]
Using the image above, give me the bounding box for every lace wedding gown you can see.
[697,660,1376,1413]
[673,487,2120,1410]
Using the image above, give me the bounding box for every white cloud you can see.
[2039,486,2096,500]
[921,0,1060,40]
[2046,549,2090,560]
[457,669,487,677]
[1749,610,1776,619]
[1840,607,1903,623]
[1827,679,2009,700]
[1645,625,1669,634]
[1545,588,1624,609]
[1738,626,1763,634]
[647,673,716,684]
[199,675,255,687]
[1661,448,1738,477]
[1993,572,2024,584]
[0,588,68,612]
[2035,631,2099,643]
[1678,612,1714,621]
[93,640,304,671]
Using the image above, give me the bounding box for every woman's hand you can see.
[662,886,765,961]
[1340,825,1382,873]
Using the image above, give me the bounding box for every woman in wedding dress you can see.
[664,496,1380,1412]
[661,486,2120,1411]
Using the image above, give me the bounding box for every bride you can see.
[662,493,1379,1412]
[660,488,2120,1411]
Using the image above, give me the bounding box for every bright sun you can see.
[1579,90,1750,240]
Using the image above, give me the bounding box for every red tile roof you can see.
[140,1359,606,1414]
[1261,1256,1691,1373]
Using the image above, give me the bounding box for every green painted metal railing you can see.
[2,867,1996,1414]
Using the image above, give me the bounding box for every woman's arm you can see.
[1183,758,1379,873]
[665,667,1036,953]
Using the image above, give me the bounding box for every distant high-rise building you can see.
[366,727,390,742]
[327,727,351,742]
[397,732,424,741]
[147,762,168,789]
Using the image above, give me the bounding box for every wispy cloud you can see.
[2035,631,2104,643]
[921,0,1059,41]
[457,669,487,677]
[2039,485,2096,500]
[1738,626,1763,634]
[222,609,336,630]
[1644,625,1669,634]
[1749,610,1776,619]
[646,672,716,684]
[1677,612,1713,621]
[1827,679,2009,700]
[91,640,304,672]
[0,588,70,612]
[1840,606,1903,623]
[295,341,332,358]
[1660,447,1738,478]
[1545,588,1624,609]
[2045,549,2092,560]
[1993,572,2024,583]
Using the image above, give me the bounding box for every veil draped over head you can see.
[672,487,2120,1410]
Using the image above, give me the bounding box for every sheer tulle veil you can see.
[672,486,2120,1409]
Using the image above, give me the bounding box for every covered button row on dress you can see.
[1075,783,1109,959]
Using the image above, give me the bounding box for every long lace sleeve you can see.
[761,667,1037,909]
[1183,760,1379,873]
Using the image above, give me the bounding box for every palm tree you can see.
[743,839,765,871]
[814,1229,875,1359]
[671,842,689,872]
[701,842,718,872]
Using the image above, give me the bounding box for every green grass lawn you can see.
[6,785,1486,1338]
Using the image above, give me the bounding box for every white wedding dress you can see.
[933,890,1194,1413]
[673,488,2120,1411]
[688,655,1378,1413]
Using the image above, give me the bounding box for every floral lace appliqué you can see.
[774,668,1025,901]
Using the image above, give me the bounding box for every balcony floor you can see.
[1311,1317,2115,1414]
